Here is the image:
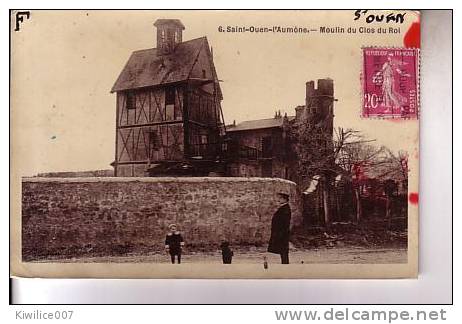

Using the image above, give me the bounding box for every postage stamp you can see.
[362,47,419,119]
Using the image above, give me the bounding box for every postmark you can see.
[362,47,419,119]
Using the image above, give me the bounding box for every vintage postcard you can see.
[11,10,420,278]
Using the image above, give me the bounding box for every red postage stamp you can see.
[362,47,419,119]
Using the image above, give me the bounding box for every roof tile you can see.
[111,37,207,92]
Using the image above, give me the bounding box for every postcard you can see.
[11,10,420,278]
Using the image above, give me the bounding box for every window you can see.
[126,92,135,110]
[165,88,175,120]
[261,136,273,157]
[240,165,247,177]
[262,161,273,177]
[174,31,179,44]
[148,130,160,150]
[165,88,175,105]
[202,69,207,79]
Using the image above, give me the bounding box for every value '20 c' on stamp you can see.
[362,47,420,119]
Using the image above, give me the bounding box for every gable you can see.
[111,37,222,96]
[189,41,217,95]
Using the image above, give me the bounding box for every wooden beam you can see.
[183,84,190,157]
[117,120,183,129]
[188,120,217,129]
[114,160,150,165]
[114,93,120,176]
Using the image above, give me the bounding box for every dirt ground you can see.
[43,247,407,264]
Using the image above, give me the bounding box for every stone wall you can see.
[36,169,114,178]
[22,177,301,261]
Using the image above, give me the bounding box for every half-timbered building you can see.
[111,19,225,176]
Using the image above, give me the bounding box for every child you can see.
[220,241,233,264]
[165,224,184,264]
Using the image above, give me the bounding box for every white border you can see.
[5,8,453,305]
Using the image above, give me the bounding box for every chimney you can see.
[295,105,305,121]
[305,81,315,108]
[154,19,185,55]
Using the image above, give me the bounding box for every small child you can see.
[220,241,233,264]
[165,224,184,264]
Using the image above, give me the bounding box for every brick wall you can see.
[22,177,301,261]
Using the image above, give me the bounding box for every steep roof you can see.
[111,37,217,93]
[226,116,295,132]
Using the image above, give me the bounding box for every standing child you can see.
[220,241,233,264]
[165,224,184,264]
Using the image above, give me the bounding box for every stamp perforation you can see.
[360,46,420,120]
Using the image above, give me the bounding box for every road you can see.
[50,247,407,264]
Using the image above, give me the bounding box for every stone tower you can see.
[293,78,335,157]
[305,79,334,134]
[295,79,335,139]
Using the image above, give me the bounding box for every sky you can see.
[11,10,419,176]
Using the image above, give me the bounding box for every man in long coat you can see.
[267,192,291,264]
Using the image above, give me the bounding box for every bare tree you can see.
[381,149,409,191]
[335,131,387,223]
[377,149,409,226]
[288,123,369,228]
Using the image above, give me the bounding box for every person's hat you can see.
[168,223,177,230]
[278,192,289,200]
